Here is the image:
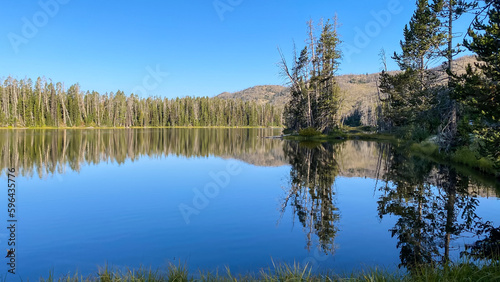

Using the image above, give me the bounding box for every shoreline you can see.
[0,126,284,130]
[2,126,497,179]
[30,260,500,281]
[283,128,499,180]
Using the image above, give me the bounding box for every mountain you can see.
[216,56,478,126]
[217,85,289,106]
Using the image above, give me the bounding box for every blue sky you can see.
[0,0,474,99]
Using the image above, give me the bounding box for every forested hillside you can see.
[0,77,283,128]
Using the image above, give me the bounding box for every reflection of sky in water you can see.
[9,155,402,280]
[0,130,498,280]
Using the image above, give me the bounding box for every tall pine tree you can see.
[280,17,342,133]
[452,0,500,172]
[379,0,445,140]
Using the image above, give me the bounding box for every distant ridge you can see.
[217,85,289,106]
[217,56,478,126]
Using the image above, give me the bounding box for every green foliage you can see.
[298,127,322,137]
[379,58,441,138]
[393,0,444,71]
[167,263,189,282]
[451,147,495,173]
[379,0,473,154]
[410,141,496,174]
[452,146,480,165]
[393,125,432,142]
[281,18,342,133]
[451,1,500,170]
[410,261,500,282]
[410,141,439,157]
[343,107,362,127]
[260,261,312,281]
[0,77,283,128]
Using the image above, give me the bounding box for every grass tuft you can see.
[34,259,500,281]
[260,260,312,281]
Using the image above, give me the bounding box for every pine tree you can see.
[393,0,444,75]
[431,0,478,151]
[380,0,445,139]
[452,0,500,170]
[314,18,342,132]
[280,17,342,133]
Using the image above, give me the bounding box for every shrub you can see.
[410,142,439,157]
[299,127,322,137]
[451,146,496,173]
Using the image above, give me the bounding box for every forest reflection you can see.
[1,129,499,268]
[0,128,285,177]
[281,140,500,268]
[376,145,500,270]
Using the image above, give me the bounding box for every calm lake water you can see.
[0,128,499,280]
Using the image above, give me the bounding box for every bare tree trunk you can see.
[21,82,26,126]
[12,80,18,125]
[448,0,457,147]
[307,19,316,75]
[37,78,44,125]
[307,90,312,127]
[59,85,72,127]
[43,84,50,123]
[96,93,100,127]
[1,81,8,118]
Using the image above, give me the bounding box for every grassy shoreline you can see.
[34,260,500,281]
[282,126,398,143]
[284,127,499,179]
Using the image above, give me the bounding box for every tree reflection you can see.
[281,141,340,254]
[376,145,498,270]
[0,128,286,178]
[464,223,500,260]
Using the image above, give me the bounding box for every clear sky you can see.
[0,0,475,99]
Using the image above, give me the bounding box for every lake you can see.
[0,128,499,280]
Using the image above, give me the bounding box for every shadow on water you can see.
[281,140,500,271]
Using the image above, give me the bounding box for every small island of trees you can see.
[280,0,499,176]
